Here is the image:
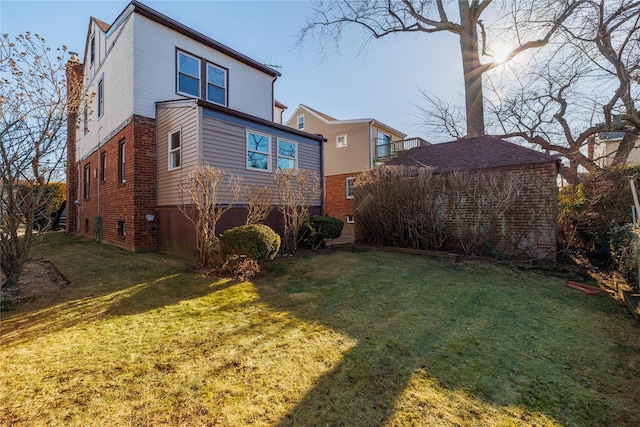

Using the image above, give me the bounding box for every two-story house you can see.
[66,1,323,257]
[285,104,428,233]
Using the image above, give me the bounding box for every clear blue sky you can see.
[1,0,464,140]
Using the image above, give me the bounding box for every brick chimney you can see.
[65,52,83,234]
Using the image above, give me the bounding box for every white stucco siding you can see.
[77,16,135,161]
[132,15,274,121]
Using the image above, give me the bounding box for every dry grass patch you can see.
[1,234,639,426]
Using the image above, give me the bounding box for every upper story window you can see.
[297,115,304,130]
[97,76,104,119]
[277,139,297,170]
[178,51,200,98]
[90,35,95,66]
[118,140,126,184]
[337,134,347,148]
[168,128,181,170]
[247,130,271,171]
[207,64,226,106]
[376,130,391,157]
[177,50,228,105]
[346,177,356,199]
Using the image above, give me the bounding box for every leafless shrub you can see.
[244,185,273,225]
[355,166,530,257]
[179,165,241,266]
[275,169,321,253]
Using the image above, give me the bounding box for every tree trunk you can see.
[459,3,485,138]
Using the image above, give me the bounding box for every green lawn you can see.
[1,233,639,426]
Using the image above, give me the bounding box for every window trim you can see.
[168,127,182,171]
[100,152,106,182]
[337,134,348,148]
[97,75,104,119]
[246,129,272,172]
[118,140,126,184]
[346,176,356,199]
[346,215,355,224]
[90,34,95,66]
[177,50,201,98]
[206,62,227,106]
[277,138,298,171]
[84,164,91,199]
[297,114,304,130]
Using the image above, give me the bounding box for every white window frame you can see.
[206,63,227,106]
[346,177,356,199]
[297,114,304,130]
[118,140,126,184]
[246,130,272,172]
[100,152,106,182]
[177,51,201,98]
[337,134,348,148]
[277,138,298,171]
[97,75,104,119]
[168,127,182,171]
[346,215,355,224]
[90,34,95,66]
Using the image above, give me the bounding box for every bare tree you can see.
[300,0,583,137]
[417,0,640,182]
[275,169,321,253]
[1,33,80,287]
[179,165,241,266]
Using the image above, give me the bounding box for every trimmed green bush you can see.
[219,224,280,262]
[301,215,344,250]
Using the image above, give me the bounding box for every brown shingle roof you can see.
[95,18,111,32]
[386,135,558,171]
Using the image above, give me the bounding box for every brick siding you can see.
[75,116,157,251]
[325,172,360,233]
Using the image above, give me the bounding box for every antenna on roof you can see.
[263,58,282,69]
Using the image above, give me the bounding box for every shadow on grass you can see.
[256,250,640,427]
[0,273,236,347]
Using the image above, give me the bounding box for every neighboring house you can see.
[590,131,640,168]
[285,104,428,232]
[66,1,323,257]
[386,136,560,260]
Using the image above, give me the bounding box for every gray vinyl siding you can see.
[202,115,322,206]
[156,104,199,206]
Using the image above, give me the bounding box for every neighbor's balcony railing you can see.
[374,137,430,159]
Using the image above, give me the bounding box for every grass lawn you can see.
[1,233,639,426]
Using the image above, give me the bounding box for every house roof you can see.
[94,1,280,78]
[156,99,326,143]
[94,18,111,32]
[386,135,558,172]
[294,104,407,138]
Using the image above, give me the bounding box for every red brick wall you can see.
[75,116,157,252]
[325,173,360,233]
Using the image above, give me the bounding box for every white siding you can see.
[77,15,135,161]
[132,15,274,121]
